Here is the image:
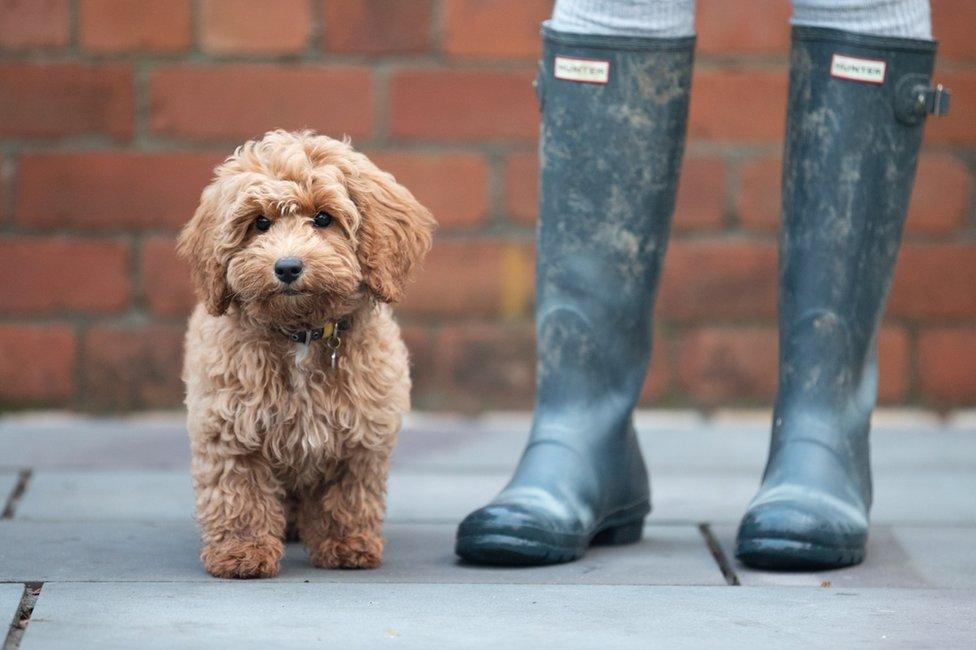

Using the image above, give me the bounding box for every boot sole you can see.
[736,537,865,571]
[456,517,645,567]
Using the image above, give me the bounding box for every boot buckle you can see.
[918,83,951,117]
[895,74,951,125]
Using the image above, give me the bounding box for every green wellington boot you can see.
[736,27,950,570]
[455,26,694,566]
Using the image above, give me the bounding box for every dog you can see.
[177,130,435,578]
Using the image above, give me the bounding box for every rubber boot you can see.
[736,27,950,570]
[455,26,695,566]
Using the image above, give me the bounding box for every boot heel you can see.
[592,519,644,546]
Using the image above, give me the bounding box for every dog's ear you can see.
[347,155,436,304]
[177,183,233,317]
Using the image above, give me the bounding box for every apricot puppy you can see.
[178,130,435,578]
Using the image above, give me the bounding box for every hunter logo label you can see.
[554,56,610,84]
[830,53,887,84]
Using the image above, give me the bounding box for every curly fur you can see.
[177,130,435,578]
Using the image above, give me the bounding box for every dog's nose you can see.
[274,257,304,284]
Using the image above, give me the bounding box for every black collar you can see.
[282,317,352,345]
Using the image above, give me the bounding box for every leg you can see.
[193,451,286,579]
[455,2,695,566]
[736,1,947,570]
[299,451,389,569]
[551,0,695,38]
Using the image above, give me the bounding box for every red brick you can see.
[674,156,726,230]
[0,238,130,314]
[401,240,534,319]
[0,154,7,223]
[79,0,190,52]
[736,155,780,231]
[505,152,538,225]
[434,323,536,410]
[658,240,778,322]
[696,0,791,55]
[0,64,133,139]
[140,236,195,317]
[925,71,976,145]
[390,69,537,142]
[150,66,373,140]
[917,328,976,404]
[401,325,438,405]
[82,324,184,410]
[368,152,489,228]
[16,152,220,231]
[443,0,549,59]
[323,0,431,54]
[201,0,309,55]
[877,327,910,403]
[932,0,976,60]
[889,244,976,321]
[0,324,76,404]
[906,153,972,234]
[675,327,777,404]
[689,69,787,142]
[0,0,68,49]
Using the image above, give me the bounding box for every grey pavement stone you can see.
[2,411,972,474]
[0,521,723,585]
[0,415,188,469]
[0,471,19,508]
[712,524,976,589]
[22,583,976,650]
[873,469,976,523]
[0,583,24,633]
[16,470,195,522]
[16,462,974,527]
[13,470,510,524]
[890,527,976,590]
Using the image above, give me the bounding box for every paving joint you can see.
[0,470,31,520]
[698,523,741,586]
[2,583,42,650]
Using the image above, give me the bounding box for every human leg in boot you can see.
[455,1,695,566]
[736,0,950,570]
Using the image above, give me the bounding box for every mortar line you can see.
[698,522,741,586]
[0,469,31,520]
[1,582,42,650]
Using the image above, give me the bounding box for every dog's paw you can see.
[202,537,283,579]
[310,532,383,569]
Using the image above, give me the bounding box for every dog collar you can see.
[282,317,352,369]
[282,317,351,345]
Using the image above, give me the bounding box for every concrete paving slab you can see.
[890,527,976,590]
[712,524,976,589]
[22,583,976,649]
[0,583,24,634]
[873,469,976,523]
[16,461,975,528]
[0,415,188,469]
[15,470,195,522]
[2,411,972,473]
[0,521,723,585]
[0,471,19,508]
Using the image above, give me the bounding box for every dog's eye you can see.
[313,211,333,228]
[255,215,271,232]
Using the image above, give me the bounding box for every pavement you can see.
[0,409,974,648]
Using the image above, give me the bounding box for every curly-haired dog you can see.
[177,130,435,578]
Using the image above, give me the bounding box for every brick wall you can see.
[0,0,974,412]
